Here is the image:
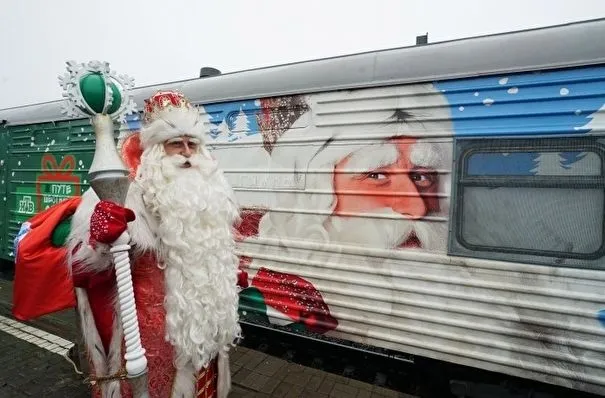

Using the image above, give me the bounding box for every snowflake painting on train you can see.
[204,85,454,337]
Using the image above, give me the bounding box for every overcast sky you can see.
[1,0,605,110]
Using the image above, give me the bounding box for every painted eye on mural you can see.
[367,172,388,180]
[409,169,437,189]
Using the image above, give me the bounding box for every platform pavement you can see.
[0,277,414,398]
[228,346,414,398]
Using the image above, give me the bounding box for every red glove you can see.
[90,200,136,245]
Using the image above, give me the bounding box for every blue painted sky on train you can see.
[124,99,262,142]
[433,66,605,176]
[466,151,593,176]
[205,100,261,141]
[433,66,605,137]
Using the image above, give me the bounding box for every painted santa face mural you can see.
[207,84,453,336]
[249,86,453,255]
[330,136,447,251]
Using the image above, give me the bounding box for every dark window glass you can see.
[451,138,605,264]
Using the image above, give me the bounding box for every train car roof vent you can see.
[416,33,428,46]
[199,67,222,78]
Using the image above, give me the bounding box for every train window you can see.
[449,138,605,267]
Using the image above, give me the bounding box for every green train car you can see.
[0,118,99,260]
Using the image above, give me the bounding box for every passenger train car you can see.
[1,18,605,397]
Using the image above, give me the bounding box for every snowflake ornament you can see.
[58,60,138,123]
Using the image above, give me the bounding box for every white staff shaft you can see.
[110,232,148,375]
[89,115,149,397]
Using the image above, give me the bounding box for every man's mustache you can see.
[166,153,218,174]
[168,154,194,166]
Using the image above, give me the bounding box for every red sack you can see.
[12,196,82,321]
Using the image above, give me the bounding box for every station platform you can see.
[0,277,413,397]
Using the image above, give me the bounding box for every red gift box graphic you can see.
[35,154,82,211]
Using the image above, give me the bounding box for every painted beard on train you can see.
[258,193,448,252]
[135,143,241,371]
[324,208,447,252]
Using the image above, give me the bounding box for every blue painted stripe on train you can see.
[434,66,605,137]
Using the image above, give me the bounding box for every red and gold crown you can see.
[139,90,205,149]
[143,90,194,124]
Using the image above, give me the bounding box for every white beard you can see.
[325,207,448,252]
[135,144,241,371]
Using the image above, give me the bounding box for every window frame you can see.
[449,137,605,263]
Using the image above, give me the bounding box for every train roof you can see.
[2,17,605,127]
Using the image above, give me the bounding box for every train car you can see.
[2,17,605,397]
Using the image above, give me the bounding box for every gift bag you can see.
[12,196,82,321]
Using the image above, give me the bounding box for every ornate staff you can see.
[59,61,149,397]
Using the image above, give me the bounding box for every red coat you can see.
[75,253,219,398]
